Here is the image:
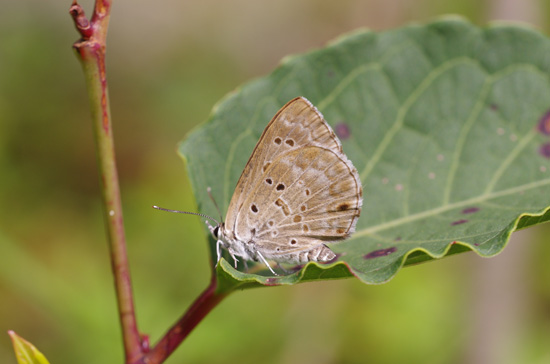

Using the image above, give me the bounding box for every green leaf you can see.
[8,331,51,364]
[179,17,550,291]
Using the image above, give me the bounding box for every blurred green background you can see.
[1,1,550,363]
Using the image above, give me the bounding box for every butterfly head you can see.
[211,223,226,240]
[212,225,220,239]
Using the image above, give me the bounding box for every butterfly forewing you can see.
[223,97,362,265]
[224,97,344,232]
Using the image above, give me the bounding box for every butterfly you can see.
[156,97,362,275]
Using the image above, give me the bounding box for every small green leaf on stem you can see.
[8,331,51,364]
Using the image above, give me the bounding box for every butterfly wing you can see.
[224,97,362,263]
[251,145,362,263]
[226,97,344,227]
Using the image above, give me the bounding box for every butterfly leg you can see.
[214,239,224,267]
[205,221,223,267]
[256,251,279,276]
[229,251,239,268]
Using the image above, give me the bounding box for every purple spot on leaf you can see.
[539,143,550,159]
[451,219,468,226]
[462,207,479,214]
[537,110,550,135]
[364,247,397,259]
[265,278,280,286]
[335,122,351,140]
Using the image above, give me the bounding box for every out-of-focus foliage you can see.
[1,1,549,364]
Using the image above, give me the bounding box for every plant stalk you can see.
[71,2,229,363]
[134,274,228,364]
[70,1,143,362]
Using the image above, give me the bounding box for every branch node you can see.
[69,2,93,39]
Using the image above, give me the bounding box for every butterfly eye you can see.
[213,226,219,238]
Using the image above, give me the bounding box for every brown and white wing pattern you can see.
[223,97,362,264]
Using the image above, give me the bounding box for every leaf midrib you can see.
[351,177,550,239]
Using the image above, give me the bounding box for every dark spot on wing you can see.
[275,199,291,216]
[337,203,349,211]
[276,183,285,191]
[274,137,282,145]
[285,139,295,147]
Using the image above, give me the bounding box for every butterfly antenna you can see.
[152,205,220,226]
[206,187,224,222]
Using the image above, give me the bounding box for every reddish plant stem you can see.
[71,2,230,363]
[134,274,229,364]
[70,1,143,362]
